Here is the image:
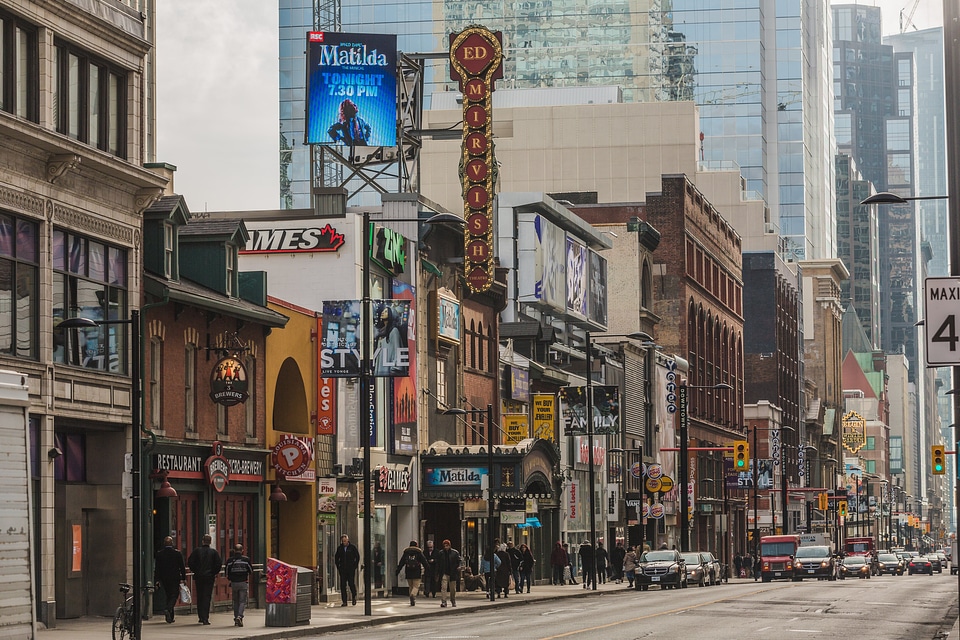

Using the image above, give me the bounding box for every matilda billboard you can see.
[305,32,398,147]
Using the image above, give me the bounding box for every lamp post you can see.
[678,382,732,552]
[359,210,464,615]
[442,404,496,602]
[59,311,141,638]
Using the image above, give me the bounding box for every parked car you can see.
[793,545,837,581]
[699,551,722,585]
[682,552,709,587]
[635,549,688,591]
[907,556,933,575]
[875,553,904,576]
[928,554,943,573]
[932,553,948,573]
[839,555,871,579]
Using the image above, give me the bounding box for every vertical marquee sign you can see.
[450,26,503,293]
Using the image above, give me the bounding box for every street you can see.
[304,575,959,640]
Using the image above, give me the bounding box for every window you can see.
[436,358,447,408]
[53,230,129,372]
[149,338,162,429]
[865,436,875,450]
[0,213,38,358]
[164,224,174,278]
[53,39,126,157]
[217,403,226,437]
[225,248,236,296]
[53,433,86,482]
[245,356,256,439]
[865,459,876,474]
[0,11,39,121]
[184,344,196,433]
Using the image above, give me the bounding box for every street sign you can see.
[923,277,960,366]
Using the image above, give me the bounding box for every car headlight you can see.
[821,561,829,568]
[878,563,885,569]
[667,564,677,573]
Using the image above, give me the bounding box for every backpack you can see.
[405,551,420,573]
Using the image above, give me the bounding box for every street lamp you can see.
[442,404,496,602]
[678,382,732,552]
[359,210,463,615]
[58,311,141,638]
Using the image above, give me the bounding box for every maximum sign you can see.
[924,277,960,366]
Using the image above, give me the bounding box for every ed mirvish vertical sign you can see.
[305,32,398,147]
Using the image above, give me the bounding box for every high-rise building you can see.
[278,0,838,263]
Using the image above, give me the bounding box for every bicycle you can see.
[112,583,153,640]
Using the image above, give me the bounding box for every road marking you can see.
[865,602,898,605]
[486,619,514,626]
[788,631,821,634]
[538,585,789,639]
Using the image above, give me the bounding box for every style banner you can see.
[305,32,398,147]
[321,299,410,378]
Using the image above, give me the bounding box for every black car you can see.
[928,554,943,573]
[907,556,933,575]
[839,555,871,579]
[876,553,904,576]
[793,545,837,581]
[635,549,688,590]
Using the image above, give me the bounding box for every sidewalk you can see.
[38,579,645,640]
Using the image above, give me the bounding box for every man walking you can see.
[436,539,462,607]
[595,541,609,584]
[423,539,440,597]
[154,536,186,624]
[611,541,626,584]
[506,541,523,594]
[396,540,428,606]
[225,544,253,627]
[334,534,361,606]
[187,534,222,625]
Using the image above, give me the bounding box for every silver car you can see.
[698,551,722,585]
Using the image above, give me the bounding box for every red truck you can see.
[760,535,800,582]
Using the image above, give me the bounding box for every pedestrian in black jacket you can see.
[495,543,512,598]
[396,541,429,606]
[506,541,524,594]
[334,535,361,606]
[423,540,440,597]
[595,541,609,584]
[578,540,596,589]
[436,539,462,607]
[518,543,535,593]
[187,535,222,625]
[154,536,186,624]
[611,541,626,584]
[225,544,253,627]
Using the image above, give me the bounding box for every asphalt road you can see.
[304,573,959,640]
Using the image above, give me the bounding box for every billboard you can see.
[565,236,588,319]
[532,214,565,311]
[321,299,410,377]
[559,385,620,436]
[588,249,608,327]
[305,32,398,147]
[391,282,417,455]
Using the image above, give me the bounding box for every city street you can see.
[34,570,959,640]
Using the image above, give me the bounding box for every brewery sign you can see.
[210,355,249,406]
[205,441,230,492]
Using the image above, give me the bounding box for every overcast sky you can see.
[154,0,945,213]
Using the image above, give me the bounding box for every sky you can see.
[154,0,946,214]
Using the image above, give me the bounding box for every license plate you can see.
[808,570,815,574]
[774,572,782,577]
[651,576,660,582]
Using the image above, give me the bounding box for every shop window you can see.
[0,213,38,359]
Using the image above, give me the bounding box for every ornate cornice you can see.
[46,154,82,184]
[0,185,44,218]
[52,203,134,245]
[135,188,164,214]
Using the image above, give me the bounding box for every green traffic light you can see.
[935,463,943,472]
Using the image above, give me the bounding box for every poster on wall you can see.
[391,282,417,455]
[503,414,529,444]
[305,32,398,147]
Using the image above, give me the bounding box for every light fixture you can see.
[269,485,288,502]
[156,478,178,499]
[47,447,63,459]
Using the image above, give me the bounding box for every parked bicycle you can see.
[112,582,153,640]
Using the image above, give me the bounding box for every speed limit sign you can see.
[924,277,960,366]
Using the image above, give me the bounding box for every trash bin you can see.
[264,558,312,627]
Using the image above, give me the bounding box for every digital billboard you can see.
[305,32,398,147]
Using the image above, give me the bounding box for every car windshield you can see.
[795,546,829,558]
[699,553,715,562]
[682,553,701,564]
[877,554,898,562]
[761,542,796,556]
[843,556,864,565]
[641,551,677,562]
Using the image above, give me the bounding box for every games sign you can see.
[449,26,503,294]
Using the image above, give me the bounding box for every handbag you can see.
[179,583,192,605]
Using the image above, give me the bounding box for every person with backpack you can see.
[225,544,253,627]
[396,540,429,606]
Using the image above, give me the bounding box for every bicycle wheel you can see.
[112,606,128,640]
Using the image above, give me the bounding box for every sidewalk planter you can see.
[264,558,312,626]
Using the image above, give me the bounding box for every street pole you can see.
[679,382,689,552]
[361,211,373,616]
[752,423,759,574]
[131,309,141,640]
[585,331,597,589]
[486,403,495,602]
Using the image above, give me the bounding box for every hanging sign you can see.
[209,355,249,406]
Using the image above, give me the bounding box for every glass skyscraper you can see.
[279,0,837,261]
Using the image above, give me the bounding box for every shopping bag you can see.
[179,583,192,604]
[563,566,572,583]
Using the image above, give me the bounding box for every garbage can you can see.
[264,558,312,627]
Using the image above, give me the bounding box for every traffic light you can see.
[818,492,829,511]
[734,440,750,471]
[838,501,848,517]
[931,445,946,475]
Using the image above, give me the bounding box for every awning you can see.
[517,516,542,529]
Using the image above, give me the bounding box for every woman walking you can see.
[550,541,568,585]
[518,543,535,593]
[623,546,638,588]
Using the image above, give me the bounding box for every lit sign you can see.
[241,225,345,254]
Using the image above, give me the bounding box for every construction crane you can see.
[900,0,920,33]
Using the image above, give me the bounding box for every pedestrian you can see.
[396,540,429,607]
[495,543,512,598]
[623,546,638,588]
[578,540,596,589]
[334,534,360,607]
[611,541,626,584]
[595,541,609,585]
[436,539,462,607]
[506,541,524,594]
[423,539,440,597]
[550,541,568,585]
[225,543,252,627]
[373,541,385,591]
[480,542,500,597]
[518,543,535,593]
[565,543,578,585]
[187,534,222,625]
[734,551,743,578]
[154,536,186,624]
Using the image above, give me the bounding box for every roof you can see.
[144,273,288,328]
[179,218,246,239]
